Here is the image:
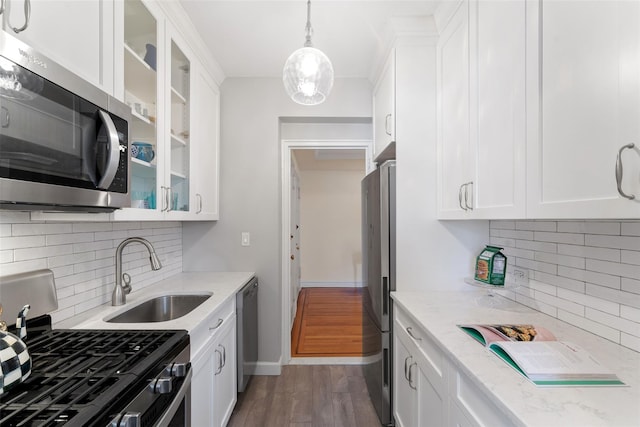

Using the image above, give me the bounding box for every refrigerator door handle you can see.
[382,276,389,316]
[383,347,390,388]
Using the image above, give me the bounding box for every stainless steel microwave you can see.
[0,32,130,212]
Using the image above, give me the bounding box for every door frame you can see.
[280,139,374,364]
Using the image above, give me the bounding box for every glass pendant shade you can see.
[283,46,334,105]
[283,0,334,105]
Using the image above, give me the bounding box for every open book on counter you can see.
[458,324,625,387]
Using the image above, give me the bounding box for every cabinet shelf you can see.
[131,157,157,179]
[170,170,187,180]
[124,44,156,103]
[171,86,187,104]
[132,109,152,125]
[171,133,188,148]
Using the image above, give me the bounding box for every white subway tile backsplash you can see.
[558,310,620,343]
[516,221,556,232]
[557,288,619,315]
[621,305,640,323]
[587,259,640,281]
[535,251,585,269]
[558,265,620,290]
[621,250,640,266]
[621,278,640,295]
[490,220,640,351]
[490,220,515,230]
[585,234,640,251]
[621,333,640,352]
[534,231,585,245]
[585,308,640,338]
[516,239,557,253]
[0,216,183,324]
[557,221,621,235]
[621,222,640,236]
[557,244,620,262]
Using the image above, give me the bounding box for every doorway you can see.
[281,140,373,364]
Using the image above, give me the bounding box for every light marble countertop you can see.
[58,272,255,333]
[392,289,640,427]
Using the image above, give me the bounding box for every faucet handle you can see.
[122,272,132,295]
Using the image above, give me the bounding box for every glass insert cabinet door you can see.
[123,0,158,211]
[167,37,190,213]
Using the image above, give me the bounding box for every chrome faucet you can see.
[112,237,162,306]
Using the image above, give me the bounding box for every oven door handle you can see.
[97,110,121,190]
[154,367,192,427]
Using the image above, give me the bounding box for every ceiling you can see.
[179,1,440,80]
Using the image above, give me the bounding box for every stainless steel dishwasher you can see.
[236,277,258,392]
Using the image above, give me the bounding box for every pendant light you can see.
[283,0,334,105]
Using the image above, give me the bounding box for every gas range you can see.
[0,315,190,427]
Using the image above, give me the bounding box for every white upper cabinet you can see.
[526,0,640,218]
[1,0,114,94]
[191,66,220,220]
[373,50,396,158]
[437,0,527,219]
[437,1,472,219]
[470,0,526,218]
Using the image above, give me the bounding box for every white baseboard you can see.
[289,356,366,365]
[301,281,364,288]
[254,361,282,376]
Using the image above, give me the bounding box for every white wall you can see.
[298,166,365,287]
[0,211,182,325]
[394,40,488,291]
[490,220,640,352]
[182,77,373,366]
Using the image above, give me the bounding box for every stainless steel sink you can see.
[105,294,212,323]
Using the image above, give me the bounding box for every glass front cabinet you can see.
[113,0,216,220]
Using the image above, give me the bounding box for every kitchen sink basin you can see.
[105,294,212,323]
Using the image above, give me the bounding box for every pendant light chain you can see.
[304,0,313,47]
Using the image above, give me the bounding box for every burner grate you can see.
[0,329,187,427]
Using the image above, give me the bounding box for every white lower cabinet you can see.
[191,300,237,426]
[394,305,508,427]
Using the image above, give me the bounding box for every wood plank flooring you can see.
[227,365,380,427]
[291,288,364,357]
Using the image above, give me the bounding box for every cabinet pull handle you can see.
[406,326,422,341]
[11,0,31,33]
[221,344,226,368]
[209,318,223,330]
[464,181,473,210]
[404,355,412,381]
[385,114,392,136]
[214,349,222,375]
[615,143,636,200]
[458,185,466,211]
[196,193,203,213]
[408,362,417,390]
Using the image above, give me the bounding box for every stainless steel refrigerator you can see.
[362,160,396,426]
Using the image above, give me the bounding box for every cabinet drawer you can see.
[190,298,235,356]
[451,367,512,427]
[395,308,445,388]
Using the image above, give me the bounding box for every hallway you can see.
[291,287,364,357]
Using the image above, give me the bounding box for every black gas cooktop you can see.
[0,317,188,427]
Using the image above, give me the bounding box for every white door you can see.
[527,0,640,218]
[393,334,417,427]
[374,50,396,157]
[290,159,302,326]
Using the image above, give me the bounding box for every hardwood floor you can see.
[291,288,364,357]
[227,365,380,427]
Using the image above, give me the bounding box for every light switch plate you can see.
[241,232,250,246]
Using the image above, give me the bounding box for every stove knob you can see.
[119,413,141,427]
[171,362,188,378]
[149,377,173,394]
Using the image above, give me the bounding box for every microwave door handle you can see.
[96,110,120,190]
